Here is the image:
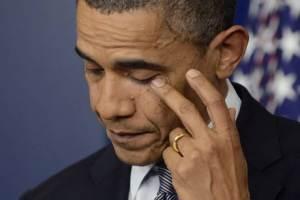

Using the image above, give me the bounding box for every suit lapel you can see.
[89,145,131,200]
[234,83,283,200]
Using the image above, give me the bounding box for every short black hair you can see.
[78,0,237,46]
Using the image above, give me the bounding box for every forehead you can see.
[75,0,203,72]
[76,0,175,49]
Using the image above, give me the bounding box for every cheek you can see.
[135,86,180,134]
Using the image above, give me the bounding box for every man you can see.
[21,0,300,199]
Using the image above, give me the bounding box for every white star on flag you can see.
[233,68,264,100]
[249,0,263,18]
[260,0,284,17]
[284,0,300,18]
[267,70,297,108]
[244,17,280,62]
[279,27,300,63]
[257,18,279,56]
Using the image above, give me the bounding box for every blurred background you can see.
[0,0,299,199]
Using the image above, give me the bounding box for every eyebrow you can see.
[113,59,168,71]
[75,46,168,71]
[75,46,98,64]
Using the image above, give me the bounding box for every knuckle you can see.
[213,93,224,101]
[176,164,189,177]
[207,97,224,107]
[201,142,218,156]
[176,162,196,178]
[219,122,238,136]
[179,101,196,115]
[220,125,234,133]
[189,149,201,161]
[160,85,173,96]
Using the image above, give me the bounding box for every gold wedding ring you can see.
[172,133,186,154]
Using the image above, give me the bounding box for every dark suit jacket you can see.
[21,83,300,200]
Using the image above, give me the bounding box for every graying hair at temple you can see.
[79,0,237,46]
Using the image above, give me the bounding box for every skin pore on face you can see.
[76,0,227,165]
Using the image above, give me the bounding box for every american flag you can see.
[233,0,300,121]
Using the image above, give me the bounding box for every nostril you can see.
[96,96,136,120]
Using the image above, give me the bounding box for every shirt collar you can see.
[130,164,154,199]
[225,79,241,120]
[130,79,241,199]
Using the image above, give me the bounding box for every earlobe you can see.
[209,26,249,79]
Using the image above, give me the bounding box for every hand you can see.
[151,69,250,200]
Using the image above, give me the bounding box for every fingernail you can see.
[187,69,201,78]
[151,77,166,88]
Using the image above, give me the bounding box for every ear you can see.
[209,25,249,79]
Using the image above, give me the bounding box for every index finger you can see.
[150,76,207,138]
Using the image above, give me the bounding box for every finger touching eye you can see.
[128,70,160,85]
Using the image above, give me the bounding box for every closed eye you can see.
[129,74,160,85]
[86,68,104,75]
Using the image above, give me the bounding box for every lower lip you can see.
[108,131,156,149]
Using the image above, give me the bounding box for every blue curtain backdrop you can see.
[0,0,256,199]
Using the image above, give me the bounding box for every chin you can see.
[112,143,164,166]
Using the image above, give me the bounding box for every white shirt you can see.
[128,80,242,200]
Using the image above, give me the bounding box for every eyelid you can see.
[84,60,103,69]
[128,70,158,79]
[130,74,159,85]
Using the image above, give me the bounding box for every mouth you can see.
[109,129,145,135]
[108,129,157,150]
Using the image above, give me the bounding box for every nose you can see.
[95,77,136,121]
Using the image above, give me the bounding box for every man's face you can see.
[76,0,217,165]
